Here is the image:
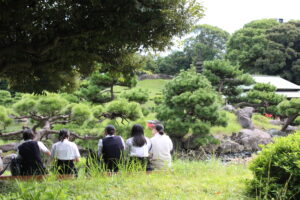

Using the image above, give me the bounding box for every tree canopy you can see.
[184,24,230,64]
[278,98,300,131]
[0,0,203,93]
[226,19,279,73]
[144,24,229,75]
[227,19,300,84]
[255,21,300,84]
[156,69,227,147]
[240,83,285,116]
[203,59,254,104]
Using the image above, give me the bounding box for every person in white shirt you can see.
[126,124,152,171]
[149,124,173,170]
[51,129,80,175]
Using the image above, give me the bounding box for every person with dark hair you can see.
[126,124,152,170]
[98,125,125,172]
[51,129,80,175]
[17,129,51,175]
[149,124,173,170]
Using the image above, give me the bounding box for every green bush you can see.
[122,88,149,104]
[247,132,300,199]
[0,90,12,105]
[294,116,300,126]
[157,69,227,146]
[0,106,13,130]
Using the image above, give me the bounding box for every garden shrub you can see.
[0,90,12,105]
[157,69,227,146]
[122,88,149,104]
[294,116,300,126]
[247,131,300,200]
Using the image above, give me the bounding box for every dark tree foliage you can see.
[0,0,202,93]
[226,19,279,73]
[256,21,300,84]
[157,69,227,146]
[203,59,254,104]
[155,51,192,75]
[227,19,300,84]
[240,83,285,116]
[144,24,229,75]
[278,98,300,131]
[184,24,230,64]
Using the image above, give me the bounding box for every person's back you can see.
[126,124,152,171]
[98,125,124,172]
[150,124,173,170]
[102,136,124,161]
[51,129,80,175]
[126,137,151,158]
[52,140,79,160]
[18,140,45,175]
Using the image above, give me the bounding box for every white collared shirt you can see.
[126,137,151,157]
[150,133,173,166]
[98,135,125,156]
[51,139,80,160]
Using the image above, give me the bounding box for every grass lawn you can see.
[0,160,253,200]
[211,112,242,135]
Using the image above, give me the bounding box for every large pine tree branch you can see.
[45,130,101,140]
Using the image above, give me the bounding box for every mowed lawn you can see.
[1,160,253,200]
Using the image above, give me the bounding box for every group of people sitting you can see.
[6,123,173,176]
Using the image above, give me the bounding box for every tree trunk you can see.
[110,85,114,100]
[281,114,298,132]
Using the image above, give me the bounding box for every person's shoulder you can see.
[68,141,77,146]
[52,141,60,146]
[37,141,46,145]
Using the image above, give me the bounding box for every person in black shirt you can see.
[18,129,51,175]
[97,125,125,172]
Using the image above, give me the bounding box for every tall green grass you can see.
[0,160,253,200]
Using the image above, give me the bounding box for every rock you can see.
[232,129,272,151]
[267,129,287,137]
[222,105,236,113]
[286,125,299,132]
[0,143,18,152]
[236,107,254,129]
[269,120,285,126]
[219,140,244,154]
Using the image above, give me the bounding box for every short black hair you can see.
[22,129,34,140]
[105,125,116,135]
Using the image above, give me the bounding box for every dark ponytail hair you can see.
[131,124,147,147]
[105,125,116,135]
[59,129,70,142]
[155,124,164,135]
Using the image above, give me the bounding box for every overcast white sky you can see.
[199,0,300,33]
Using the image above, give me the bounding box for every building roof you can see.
[243,75,300,90]
[276,91,300,98]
